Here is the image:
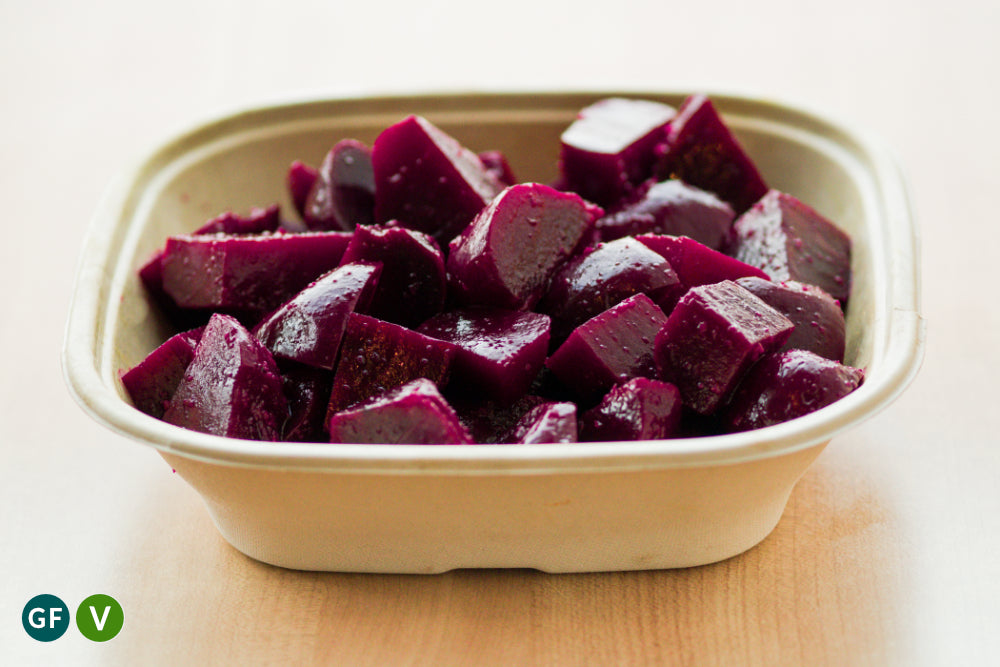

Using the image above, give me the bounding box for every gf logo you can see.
[22,594,123,642]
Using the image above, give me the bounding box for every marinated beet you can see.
[559,97,676,208]
[339,225,446,327]
[654,280,794,415]
[478,150,518,186]
[729,190,852,305]
[579,378,683,442]
[278,360,333,443]
[162,314,287,440]
[452,394,548,444]
[121,326,204,419]
[303,139,376,231]
[253,262,382,370]
[447,183,602,310]
[194,204,281,235]
[736,277,846,362]
[328,378,473,445]
[546,293,668,402]
[654,94,768,213]
[636,234,768,291]
[287,160,318,219]
[723,349,864,432]
[595,179,735,250]
[505,401,578,444]
[417,308,551,404]
[372,115,504,244]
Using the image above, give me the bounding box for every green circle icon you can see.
[76,594,124,642]
[22,594,70,642]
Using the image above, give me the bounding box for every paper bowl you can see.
[63,91,924,572]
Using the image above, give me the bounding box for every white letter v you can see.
[90,606,111,632]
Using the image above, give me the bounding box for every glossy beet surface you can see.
[286,160,318,219]
[506,401,578,444]
[636,234,768,291]
[121,326,204,419]
[193,204,281,235]
[478,150,518,187]
[278,361,333,443]
[162,314,287,440]
[304,140,375,231]
[579,378,683,442]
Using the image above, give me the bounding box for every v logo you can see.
[90,605,111,632]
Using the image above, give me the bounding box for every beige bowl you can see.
[63,91,924,573]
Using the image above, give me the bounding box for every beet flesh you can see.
[505,401,578,444]
[636,234,769,292]
[278,360,333,443]
[121,326,204,419]
[287,160,318,220]
[579,378,683,442]
[478,150,518,187]
[304,140,375,231]
[194,204,281,236]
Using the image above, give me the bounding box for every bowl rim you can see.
[62,89,925,474]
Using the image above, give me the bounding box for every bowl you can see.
[62,91,924,573]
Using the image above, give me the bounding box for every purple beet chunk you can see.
[545,293,668,402]
[339,224,446,327]
[579,378,683,442]
[417,309,551,404]
[161,230,353,315]
[478,150,518,186]
[120,326,204,419]
[539,236,683,342]
[559,97,676,208]
[505,401,578,444]
[636,234,769,292]
[278,360,333,442]
[326,312,456,419]
[654,94,768,213]
[194,204,281,235]
[162,314,288,440]
[447,183,602,310]
[253,262,382,370]
[287,160,318,219]
[372,115,504,244]
[304,139,376,231]
[595,179,735,250]
[723,349,864,432]
[736,277,847,362]
[328,378,473,444]
[452,394,548,444]
[729,190,853,305]
[654,280,794,415]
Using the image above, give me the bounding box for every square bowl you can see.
[63,91,924,573]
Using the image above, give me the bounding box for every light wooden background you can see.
[2,1,997,665]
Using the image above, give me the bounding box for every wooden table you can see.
[2,1,996,664]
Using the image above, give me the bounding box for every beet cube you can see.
[447,183,601,310]
[654,280,794,415]
[478,150,518,186]
[729,190,853,304]
[723,349,864,432]
[253,262,382,370]
[304,139,375,231]
[194,204,281,235]
[328,378,473,444]
[595,179,735,250]
[417,309,551,404]
[654,94,768,213]
[559,97,676,208]
[452,395,548,444]
[505,401,578,444]
[579,378,683,442]
[546,293,668,402]
[372,115,504,244]
[339,225,446,327]
[161,231,352,315]
[736,277,846,362]
[287,160,318,220]
[636,234,768,291]
[539,237,683,342]
[278,360,333,443]
[162,314,287,440]
[326,313,456,417]
[121,326,204,419]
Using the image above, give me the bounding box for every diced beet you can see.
[723,349,864,432]
[452,394,548,444]
[162,314,287,440]
[121,326,204,419]
[579,378,683,442]
[339,225,446,327]
[138,248,168,304]
[447,183,602,310]
[160,231,352,315]
[654,94,768,213]
[478,150,518,186]
[736,277,847,362]
[278,360,333,443]
[654,280,794,415]
[372,115,504,244]
[253,262,382,370]
[505,401,578,444]
[287,160,318,220]
[595,179,735,250]
[728,190,852,304]
[326,313,456,418]
[303,140,375,231]
[194,204,281,235]
[559,97,676,208]
[417,309,551,404]
[539,237,683,342]
[545,293,668,402]
[328,378,473,444]
[636,234,768,291]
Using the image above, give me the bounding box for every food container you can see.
[63,91,924,573]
